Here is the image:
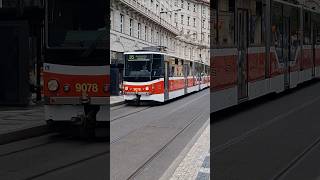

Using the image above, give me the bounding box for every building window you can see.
[187,2,190,10]
[202,19,205,29]
[202,6,205,16]
[194,4,196,12]
[174,13,178,23]
[181,0,184,8]
[110,10,113,29]
[145,26,148,41]
[151,29,154,43]
[174,0,178,6]
[120,14,124,33]
[138,23,141,39]
[156,4,159,14]
[156,31,159,44]
[187,17,190,26]
[193,18,196,27]
[181,15,184,25]
[185,46,187,55]
[130,19,133,36]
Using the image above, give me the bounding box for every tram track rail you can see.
[213,93,320,154]
[272,135,320,180]
[126,110,206,179]
[110,106,152,122]
[26,150,108,180]
[0,134,59,158]
[0,133,108,180]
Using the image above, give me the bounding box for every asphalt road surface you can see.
[0,134,108,180]
[212,80,320,180]
[110,89,209,180]
[0,88,209,180]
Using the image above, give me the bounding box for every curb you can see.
[0,124,49,145]
[110,100,126,107]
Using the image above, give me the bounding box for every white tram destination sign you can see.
[128,54,150,61]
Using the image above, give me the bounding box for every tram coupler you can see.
[81,105,100,138]
[134,94,141,105]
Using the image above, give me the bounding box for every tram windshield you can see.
[46,0,106,48]
[124,54,164,81]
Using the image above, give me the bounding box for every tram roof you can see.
[124,51,168,55]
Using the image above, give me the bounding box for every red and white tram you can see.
[43,0,108,136]
[123,47,210,103]
[211,0,320,112]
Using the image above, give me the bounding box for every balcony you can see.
[119,0,180,35]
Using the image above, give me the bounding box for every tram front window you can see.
[47,0,106,48]
[124,54,164,81]
[125,54,152,77]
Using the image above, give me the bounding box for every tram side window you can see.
[271,2,283,62]
[171,66,175,77]
[152,54,163,77]
[304,12,311,45]
[211,1,218,46]
[218,0,235,47]
[249,0,264,45]
[289,6,299,61]
[317,27,320,45]
[316,18,320,45]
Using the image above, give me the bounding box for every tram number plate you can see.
[75,83,98,93]
[133,88,141,91]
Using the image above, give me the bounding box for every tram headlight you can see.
[48,80,59,92]
[124,86,128,91]
[145,86,149,91]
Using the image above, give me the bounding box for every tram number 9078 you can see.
[75,83,99,93]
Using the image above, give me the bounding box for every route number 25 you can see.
[75,83,98,93]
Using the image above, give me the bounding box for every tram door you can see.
[237,9,248,99]
[183,63,188,94]
[283,17,290,89]
[164,60,170,101]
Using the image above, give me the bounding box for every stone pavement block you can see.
[170,123,210,180]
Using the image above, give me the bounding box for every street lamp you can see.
[159,8,181,47]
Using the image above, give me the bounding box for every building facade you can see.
[110,0,210,95]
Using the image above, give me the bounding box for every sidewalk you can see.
[0,96,125,144]
[110,95,125,107]
[0,104,46,145]
[169,120,210,180]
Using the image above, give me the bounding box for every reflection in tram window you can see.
[272,2,283,61]
[289,6,299,61]
[249,0,264,45]
[304,12,312,45]
[217,0,235,47]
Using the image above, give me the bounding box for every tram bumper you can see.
[45,104,109,122]
[124,93,164,102]
[44,96,109,123]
